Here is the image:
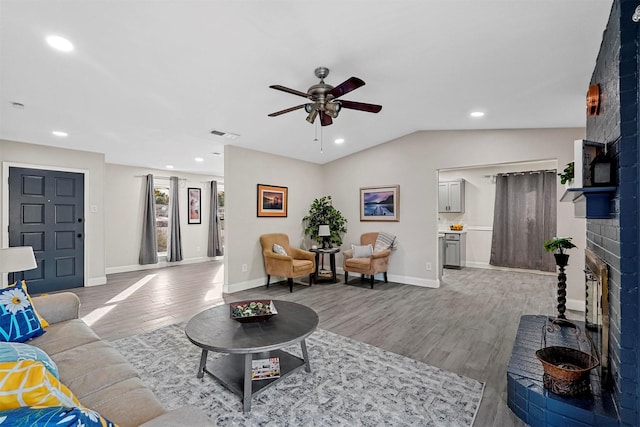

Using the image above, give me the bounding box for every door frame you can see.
[2,161,90,287]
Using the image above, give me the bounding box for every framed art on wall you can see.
[188,187,201,224]
[360,185,399,221]
[257,184,288,217]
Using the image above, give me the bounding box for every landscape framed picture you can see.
[257,184,288,217]
[360,185,400,221]
[188,187,201,224]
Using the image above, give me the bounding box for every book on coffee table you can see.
[251,357,280,380]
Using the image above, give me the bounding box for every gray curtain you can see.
[490,170,557,272]
[167,176,183,262]
[208,181,224,257]
[139,174,158,265]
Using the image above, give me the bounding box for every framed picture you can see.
[360,185,400,221]
[257,184,288,217]
[188,188,201,224]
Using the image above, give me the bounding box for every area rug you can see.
[113,324,484,426]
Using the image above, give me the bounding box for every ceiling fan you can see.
[268,66,382,126]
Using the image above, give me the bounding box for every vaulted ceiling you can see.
[0,1,613,176]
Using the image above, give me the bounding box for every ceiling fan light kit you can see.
[268,67,382,126]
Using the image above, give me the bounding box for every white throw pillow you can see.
[352,244,373,258]
[272,243,288,256]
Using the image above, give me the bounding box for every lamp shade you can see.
[318,225,331,237]
[0,247,37,273]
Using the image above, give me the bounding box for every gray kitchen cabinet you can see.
[443,232,466,269]
[438,179,465,213]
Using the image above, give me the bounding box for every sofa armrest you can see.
[31,292,80,325]
[139,407,215,427]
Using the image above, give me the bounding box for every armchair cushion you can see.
[352,244,373,258]
[272,243,288,256]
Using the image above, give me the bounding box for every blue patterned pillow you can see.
[0,342,58,378]
[0,406,118,426]
[0,282,45,342]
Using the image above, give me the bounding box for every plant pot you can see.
[554,253,569,267]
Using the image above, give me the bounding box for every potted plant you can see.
[302,196,347,248]
[558,162,575,186]
[544,237,576,320]
[544,236,576,267]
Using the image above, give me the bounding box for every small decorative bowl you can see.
[230,300,278,323]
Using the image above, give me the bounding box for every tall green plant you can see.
[302,196,347,247]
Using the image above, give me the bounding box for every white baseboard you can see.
[336,268,439,289]
[105,256,218,275]
[86,276,107,286]
[226,277,268,294]
[566,298,585,312]
[464,261,555,276]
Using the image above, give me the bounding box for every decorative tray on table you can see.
[230,300,278,323]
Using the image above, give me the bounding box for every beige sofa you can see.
[30,292,214,427]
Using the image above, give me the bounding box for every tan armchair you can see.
[343,232,392,289]
[260,233,316,292]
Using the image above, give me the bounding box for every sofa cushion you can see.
[29,319,100,356]
[0,359,80,410]
[80,377,166,427]
[0,342,58,378]
[0,281,45,343]
[52,340,139,400]
[0,405,117,427]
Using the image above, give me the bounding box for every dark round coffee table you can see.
[185,300,319,412]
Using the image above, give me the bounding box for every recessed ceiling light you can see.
[52,130,68,137]
[334,138,345,144]
[195,157,204,162]
[470,111,485,118]
[165,165,174,169]
[46,35,74,52]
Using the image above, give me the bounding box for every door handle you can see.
[77,233,83,238]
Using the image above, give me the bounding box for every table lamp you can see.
[318,225,331,249]
[0,246,37,286]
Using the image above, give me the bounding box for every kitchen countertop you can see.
[438,229,467,234]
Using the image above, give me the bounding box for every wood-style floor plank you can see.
[61,261,581,426]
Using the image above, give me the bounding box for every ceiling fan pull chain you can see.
[320,122,324,154]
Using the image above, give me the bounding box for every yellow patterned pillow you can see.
[0,360,80,410]
[16,280,49,328]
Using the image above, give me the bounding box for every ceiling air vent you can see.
[210,129,239,139]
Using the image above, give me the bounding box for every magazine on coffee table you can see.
[251,357,280,380]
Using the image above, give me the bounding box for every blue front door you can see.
[8,167,85,294]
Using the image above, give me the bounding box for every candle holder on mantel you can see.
[543,237,577,320]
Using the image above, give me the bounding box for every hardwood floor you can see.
[65,261,580,426]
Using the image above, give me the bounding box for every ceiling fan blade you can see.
[329,77,365,99]
[269,85,309,98]
[268,104,306,117]
[320,111,333,126]
[339,100,382,113]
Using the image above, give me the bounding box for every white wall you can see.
[104,163,222,273]
[224,145,324,293]
[0,139,107,286]
[322,128,586,308]
[438,160,557,269]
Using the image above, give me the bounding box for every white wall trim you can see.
[87,276,107,286]
[464,226,493,231]
[226,277,267,294]
[464,261,556,276]
[105,256,219,275]
[336,268,439,289]
[566,298,585,312]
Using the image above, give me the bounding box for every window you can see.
[154,184,170,254]
[217,188,224,246]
